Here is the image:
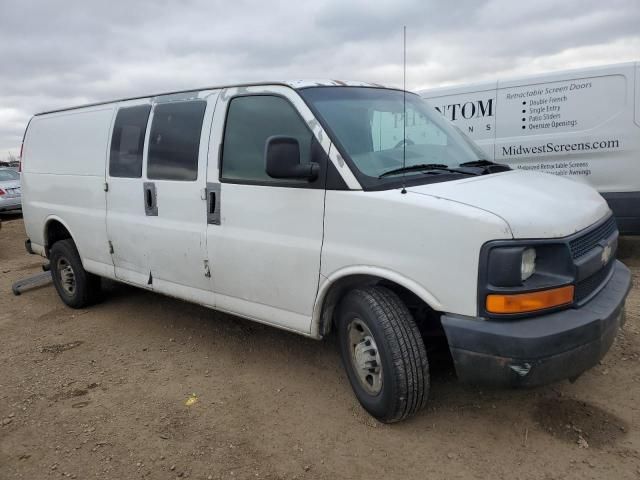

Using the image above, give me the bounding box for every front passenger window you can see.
[221,95,312,183]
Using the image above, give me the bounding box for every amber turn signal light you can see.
[486,285,575,314]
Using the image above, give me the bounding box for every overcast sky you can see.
[1,0,639,156]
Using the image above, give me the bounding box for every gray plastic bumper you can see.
[441,260,632,387]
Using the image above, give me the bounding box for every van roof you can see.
[34,79,394,116]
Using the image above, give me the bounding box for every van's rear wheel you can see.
[50,239,101,308]
[336,286,430,423]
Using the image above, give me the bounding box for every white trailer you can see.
[419,62,640,234]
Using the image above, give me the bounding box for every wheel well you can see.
[44,220,72,256]
[318,275,444,339]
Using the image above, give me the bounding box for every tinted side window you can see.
[147,101,207,181]
[109,105,151,178]
[221,95,312,183]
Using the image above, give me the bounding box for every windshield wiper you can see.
[378,163,476,179]
[458,159,511,172]
[458,159,492,167]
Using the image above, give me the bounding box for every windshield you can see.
[300,87,486,186]
[0,169,19,181]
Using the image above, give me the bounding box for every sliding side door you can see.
[106,101,154,286]
[142,92,219,305]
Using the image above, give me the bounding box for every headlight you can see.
[481,241,574,317]
[521,248,536,281]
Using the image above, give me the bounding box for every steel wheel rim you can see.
[58,258,76,296]
[347,318,383,395]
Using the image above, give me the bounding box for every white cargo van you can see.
[419,62,640,234]
[21,81,631,422]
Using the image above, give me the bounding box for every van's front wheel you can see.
[50,239,101,308]
[336,286,430,423]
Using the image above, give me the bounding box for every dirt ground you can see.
[1,215,639,480]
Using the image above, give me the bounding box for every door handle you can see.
[209,191,216,215]
[207,183,221,225]
[143,182,158,216]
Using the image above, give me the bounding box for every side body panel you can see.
[22,106,114,276]
[209,183,325,331]
[319,188,512,320]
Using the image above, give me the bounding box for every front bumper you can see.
[441,260,632,387]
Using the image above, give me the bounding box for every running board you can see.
[12,270,52,296]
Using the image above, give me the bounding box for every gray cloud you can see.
[1,0,638,155]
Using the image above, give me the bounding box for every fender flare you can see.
[310,265,442,339]
[43,215,78,255]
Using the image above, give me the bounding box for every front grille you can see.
[575,259,615,303]
[569,216,617,259]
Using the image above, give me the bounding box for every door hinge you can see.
[108,241,114,254]
[104,182,109,192]
[204,260,211,278]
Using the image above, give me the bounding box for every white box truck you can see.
[419,62,640,234]
[21,80,631,422]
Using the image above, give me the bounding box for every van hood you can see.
[407,170,610,239]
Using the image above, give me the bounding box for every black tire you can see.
[49,239,101,308]
[336,286,429,423]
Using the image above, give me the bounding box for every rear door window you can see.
[147,101,207,181]
[109,105,152,178]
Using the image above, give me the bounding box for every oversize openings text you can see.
[502,139,620,156]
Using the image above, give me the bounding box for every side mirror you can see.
[265,136,319,181]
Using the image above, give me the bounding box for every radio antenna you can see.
[401,25,407,194]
